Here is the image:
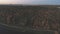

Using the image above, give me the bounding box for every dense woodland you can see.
[0,5,60,33]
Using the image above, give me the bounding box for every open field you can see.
[0,5,60,34]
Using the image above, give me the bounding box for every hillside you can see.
[0,5,60,34]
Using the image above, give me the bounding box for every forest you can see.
[0,5,60,34]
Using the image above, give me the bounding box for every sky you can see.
[0,0,60,5]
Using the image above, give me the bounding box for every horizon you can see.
[0,0,60,5]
